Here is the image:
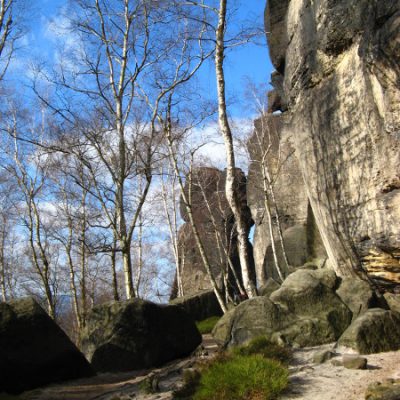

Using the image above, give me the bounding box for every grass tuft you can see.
[195,316,220,334]
[193,354,288,400]
[232,336,293,365]
[174,335,290,400]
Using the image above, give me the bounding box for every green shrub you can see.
[232,336,292,365]
[195,316,220,334]
[193,354,288,400]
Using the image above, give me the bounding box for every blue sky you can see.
[14,0,273,119]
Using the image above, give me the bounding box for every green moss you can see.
[193,354,288,400]
[195,316,220,334]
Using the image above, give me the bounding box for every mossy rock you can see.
[212,297,290,347]
[337,278,377,321]
[338,309,400,354]
[81,298,202,372]
[213,269,352,348]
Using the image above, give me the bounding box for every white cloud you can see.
[188,117,254,173]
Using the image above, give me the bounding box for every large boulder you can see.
[270,269,352,345]
[212,296,289,347]
[81,299,202,372]
[170,289,223,322]
[213,269,352,348]
[338,309,400,354]
[0,297,93,394]
[336,278,378,321]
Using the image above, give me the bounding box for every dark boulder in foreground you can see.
[81,298,202,372]
[0,297,93,394]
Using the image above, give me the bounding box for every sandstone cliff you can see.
[171,167,254,298]
[257,0,400,289]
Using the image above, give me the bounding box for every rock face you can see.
[172,167,254,298]
[263,0,400,288]
[247,113,328,284]
[170,289,223,322]
[0,297,93,394]
[81,299,202,372]
[213,269,352,348]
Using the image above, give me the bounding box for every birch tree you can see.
[214,0,257,297]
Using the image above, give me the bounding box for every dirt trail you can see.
[16,338,400,400]
[19,334,219,400]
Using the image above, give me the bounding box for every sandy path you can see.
[17,338,400,400]
[284,344,400,400]
[20,334,219,400]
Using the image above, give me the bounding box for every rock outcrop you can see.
[172,167,254,298]
[247,115,328,283]
[170,289,223,321]
[0,297,93,394]
[81,298,202,372]
[213,268,400,353]
[213,268,352,348]
[262,0,400,288]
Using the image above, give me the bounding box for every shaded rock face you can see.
[247,115,328,283]
[0,297,93,394]
[174,167,254,297]
[264,0,400,288]
[213,269,352,348]
[170,289,223,322]
[81,299,202,372]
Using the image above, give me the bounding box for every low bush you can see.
[193,354,288,400]
[195,316,220,334]
[232,336,293,365]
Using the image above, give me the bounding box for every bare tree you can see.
[214,0,257,297]
[4,110,57,318]
[0,0,24,81]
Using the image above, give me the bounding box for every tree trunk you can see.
[215,0,257,298]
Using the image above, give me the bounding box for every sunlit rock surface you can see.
[263,0,400,288]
